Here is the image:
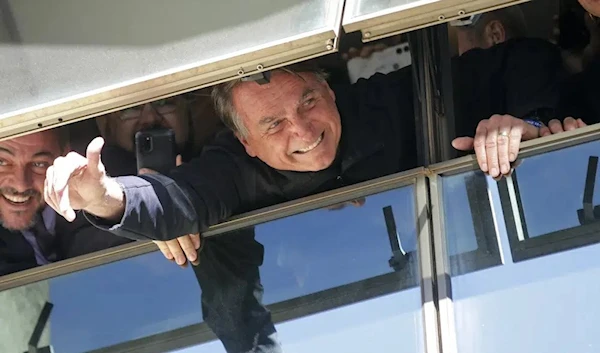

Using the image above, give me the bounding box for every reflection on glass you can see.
[441,171,501,276]
[509,140,600,238]
[346,0,424,19]
[2,0,338,116]
[441,146,600,353]
[0,186,424,353]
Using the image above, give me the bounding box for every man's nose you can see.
[10,167,33,192]
[288,115,315,139]
[138,104,162,128]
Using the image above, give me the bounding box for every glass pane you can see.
[1,0,340,117]
[345,0,423,20]
[508,140,600,238]
[441,171,501,276]
[0,186,424,353]
[441,159,600,353]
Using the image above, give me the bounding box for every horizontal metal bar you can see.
[428,122,600,176]
[0,30,337,142]
[204,167,424,237]
[89,271,414,353]
[0,167,424,292]
[0,241,156,292]
[343,0,528,42]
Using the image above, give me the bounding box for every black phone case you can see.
[135,128,177,175]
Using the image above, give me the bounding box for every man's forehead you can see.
[235,71,316,97]
[0,131,60,154]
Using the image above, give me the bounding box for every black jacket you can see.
[88,67,417,241]
[0,214,131,276]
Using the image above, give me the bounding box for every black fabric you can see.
[452,37,566,137]
[0,229,37,276]
[31,216,58,263]
[558,57,600,125]
[0,212,131,277]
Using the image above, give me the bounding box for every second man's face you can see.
[103,97,190,153]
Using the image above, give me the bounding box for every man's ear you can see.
[484,20,506,46]
[235,133,257,157]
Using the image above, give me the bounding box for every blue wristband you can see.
[523,118,543,128]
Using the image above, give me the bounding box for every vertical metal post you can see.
[415,176,441,353]
[428,174,458,353]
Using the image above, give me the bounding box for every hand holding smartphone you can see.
[135,128,177,175]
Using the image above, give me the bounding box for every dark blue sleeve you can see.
[84,145,247,241]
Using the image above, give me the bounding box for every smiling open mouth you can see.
[294,133,324,154]
[2,193,33,205]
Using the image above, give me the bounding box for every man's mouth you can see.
[294,133,324,154]
[1,192,34,205]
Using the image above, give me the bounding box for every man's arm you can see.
[86,146,247,242]
[46,136,247,243]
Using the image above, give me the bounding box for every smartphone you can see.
[135,128,177,174]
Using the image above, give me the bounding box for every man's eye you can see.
[269,121,281,130]
[0,159,7,166]
[303,98,316,107]
[33,162,49,168]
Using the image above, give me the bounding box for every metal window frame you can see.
[0,167,425,292]
[497,150,600,263]
[0,0,346,142]
[90,270,420,353]
[342,0,530,43]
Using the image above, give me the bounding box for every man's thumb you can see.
[86,137,105,170]
[451,137,475,151]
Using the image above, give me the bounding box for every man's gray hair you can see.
[470,6,529,40]
[211,62,329,137]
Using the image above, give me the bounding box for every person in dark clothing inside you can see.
[43,53,580,353]
[0,128,129,277]
[450,7,587,146]
[556,0,600,126]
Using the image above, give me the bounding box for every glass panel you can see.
[345,0,424,20]
[507,140,600,238]
[441,171,501,276]
[441,153,600,353]
[1,0,340,117]
[0,186,423,353]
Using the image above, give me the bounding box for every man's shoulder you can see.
[461,38,561,67]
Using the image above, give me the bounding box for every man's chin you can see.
[0,210,39,231]
[1,220,35,232]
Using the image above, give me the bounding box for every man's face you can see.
[0,131,63,231]
[101,97,190,153]
[232,71,342,172]
[580,0,600,17]
[456,21,506,56]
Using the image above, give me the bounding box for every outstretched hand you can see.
[44,137,115,221]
